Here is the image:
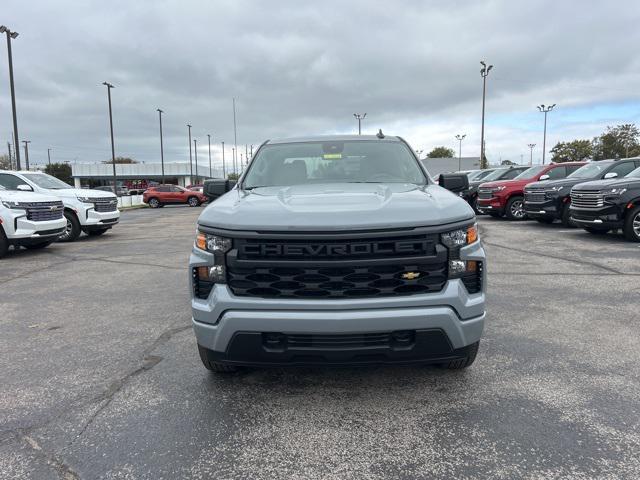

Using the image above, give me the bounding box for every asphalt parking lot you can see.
[1,207,639,479]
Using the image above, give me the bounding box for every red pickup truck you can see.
[477,162,585,220]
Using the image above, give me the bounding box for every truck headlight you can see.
[195,232,232,253]
[492,186,506,192]
[602,188,626,197]
[193,232,231,296]
[440,224,478,248]
[76,196,95,203]
[1,200,27,210]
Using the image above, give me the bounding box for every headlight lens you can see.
[1,201,26,209]
[441,224,478,248]
[603,188,627,196]
[195,232,232,253]
[76,196,95,203]
[549,186,564,192]
[492,186,506,192]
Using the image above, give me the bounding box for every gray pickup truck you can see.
[190,135,486,372]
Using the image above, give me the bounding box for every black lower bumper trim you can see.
[203,329,474,367]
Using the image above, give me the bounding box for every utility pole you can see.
[455,134,466,171]
[7,142,13,170]
[187,124,193,184]
[47,148,51,166]
[1,26,21,170]
[157,109,165,183]
[250,144,253,161]
[194,138,198,183]
[353,113,366,135]
[480,60,493,169]
[233,98,238,176]
[222,141,226,178]
[527,143,536,165]
[207,134,212,178]
[102,82,118,193]
[232,147,236,175]
[22,140,31,170]
[537,104,556,164]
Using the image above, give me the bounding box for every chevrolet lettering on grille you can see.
[240,240,432,257]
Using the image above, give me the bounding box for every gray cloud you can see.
[1,0,640,167]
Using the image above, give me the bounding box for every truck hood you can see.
[479,179,529,189]
[198,183,475,231]
[526,177,593,190]
[0,190,62,203]
[572,177,640,191]
[41,188,117,199]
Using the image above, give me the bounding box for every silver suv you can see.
[190,135,486,372]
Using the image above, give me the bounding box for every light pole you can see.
[233,98,238,176]
[221,141,226,178]
[1,26,21,170]
[527,143,536,165]
[102,82,118,193]
[480,60,493,169]
[455,134,466,171]
[22,140,31,170]
[7,142,13,170]
[232,147,236,175]
[157,109,165,183]
[47,148,51,166]
[353,113,366,135]
[537,104,556,164]
[187,124,193,184]
[207,134,212,178]
[194,139,198,183]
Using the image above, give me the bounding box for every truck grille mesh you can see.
[93,198,118,212]
[25,201,64,221]
[524,191,546,203]
[570,190,603,209]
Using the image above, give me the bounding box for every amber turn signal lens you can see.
[467,260,478,272]
[196,233,207,250]
[467,225,478,244]
[196,266,210,279]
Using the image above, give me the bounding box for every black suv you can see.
[524,158,640,226]
[570,162,640,241]
[462,166,528,212]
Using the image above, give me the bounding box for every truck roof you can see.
[267,134,401,144]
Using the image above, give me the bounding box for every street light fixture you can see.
[102,82,118,194]
[537,104,556,164]
[455,134,466,171]
[353,113,367,135]
[480,60,493,169]
[527,143,536,165]
[1,25,21,169]
[157,109,165,183]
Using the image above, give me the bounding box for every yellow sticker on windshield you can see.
[323,153,342,160]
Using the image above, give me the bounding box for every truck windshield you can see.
[243,140,427,189]
[21,173,71,189]
[478,169,507,182]
[514,165,546,180]
[567,162,611,178]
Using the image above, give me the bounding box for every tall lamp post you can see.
[537,104,556,164]
[1,26,21,170]
[207,134,212,178]
[455,134,466,171]
[527,143,536,165]
[480,60,493,169]
[194,139,198,183]
[221,141,226,178]
[22,140,30,170]
[157,109,165,183]
[353,113,366,135]
[102,82,118,193]
[47,148,51,166]
[187,124,193,184]
[233,98,238,177]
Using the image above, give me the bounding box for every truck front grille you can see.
[227,232,448,299]
[93,198,118,212]
[570,190,603,209]
[524,190,546,203]
[25,201,64,221]
[478,189,493,200]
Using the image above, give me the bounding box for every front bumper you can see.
[477,197,505,215]
[82,207,120,228]
[3,213,67,241]
[570,205,624,229]
[523,197,561,219]
[190,241,486,366]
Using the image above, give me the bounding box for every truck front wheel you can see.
[0,228,8,258]
[197,344,238,373]
[623,206,640,242]
[442,341,479,369]
[58,211,81,242]
[505,196,526,220]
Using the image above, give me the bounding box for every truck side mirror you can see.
[203,179,235,201]
[603,172,618,179]
[17,184,33,192]
[438,173,469,193]
[539,174,550,181]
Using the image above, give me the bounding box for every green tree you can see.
[102,156,138,164]
[44,162,73,185]
[227,173,240,180]
[427,146,455,158]
[0,154,10,170]
[593,124,640,160]
[550,139,593,163]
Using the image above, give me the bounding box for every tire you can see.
[197,344,237,373]
[561,203,575,228]
[584,227,610,235]
[23,241,54,250]
[148,197,161,208]
[187,196,200,207]
[471,196,480,214]
[0,228,8,258]
[87,229,109,237]
[623,206,640,242]
[58,211,81,242]
[442,341,479,370]
[505,196,526,220]
[536,217,554,224]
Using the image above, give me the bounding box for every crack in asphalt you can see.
[21,435,80,480]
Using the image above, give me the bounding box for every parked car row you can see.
[0,170,120,258]
[457,158,640,242]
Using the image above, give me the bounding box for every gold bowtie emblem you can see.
[402,272,420,280]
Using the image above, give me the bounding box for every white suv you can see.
[0,185,67,257]
[0,171,120,242]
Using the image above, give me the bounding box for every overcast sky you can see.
[2,0,640,169]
